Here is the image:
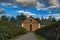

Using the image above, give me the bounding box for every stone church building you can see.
[11,16,51,32]
[22,16,40,31]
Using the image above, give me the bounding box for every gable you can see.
[23,16,39,24]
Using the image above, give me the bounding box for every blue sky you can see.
[0,0,60,20]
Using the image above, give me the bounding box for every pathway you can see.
[15,32,37,40]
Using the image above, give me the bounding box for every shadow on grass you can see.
[36,34,47,40]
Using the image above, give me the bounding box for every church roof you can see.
[10,16,52,25]
[40,19,51,25]
[10,19,24,25]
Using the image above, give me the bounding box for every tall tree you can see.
[51,17,56,22]
[48,16,52,21]
[10,17,15,21]
[16,13,27,20]
[41,17,44,20]
[35,18,40,22]
[48,16,56,22]
[0,15,9,21]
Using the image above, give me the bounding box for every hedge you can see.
[0,20,27,40]
[35,20,60,40]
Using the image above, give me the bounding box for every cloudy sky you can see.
[0,0,60,20]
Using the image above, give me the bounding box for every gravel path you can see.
[15,32,37,40]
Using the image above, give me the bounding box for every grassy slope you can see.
[36,34,46,40]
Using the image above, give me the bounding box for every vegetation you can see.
[36,34,46,40]
[0,14,28,40]
[0,13,58,40]
[35,20,60,40]
[35,18,40,22]
[16,13,27,20]
[48,16,56,22]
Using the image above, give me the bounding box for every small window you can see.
[30,19,32,21]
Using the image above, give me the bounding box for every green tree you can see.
[48,16,56,22]
[52,17,56,22]
[1,15,9,21]
[16,13,27,20]
[41,17,44,20]
[35,18,40,22]
[10,17,15,21]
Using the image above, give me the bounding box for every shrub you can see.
[35,20,60,40]
[0,20,27,40]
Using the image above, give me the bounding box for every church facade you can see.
[10,16,51,32]
[22,16,41,32]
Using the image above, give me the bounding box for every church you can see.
[22,16,40,32]
[11,16,51,32]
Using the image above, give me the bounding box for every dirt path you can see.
[15,32,37,40]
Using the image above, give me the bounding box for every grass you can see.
[36,34,46,40]
[9,33,28,40]
[9,35,21,40]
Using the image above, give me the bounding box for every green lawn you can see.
[36,34,46,40]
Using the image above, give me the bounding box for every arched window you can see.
[30,18,32,21]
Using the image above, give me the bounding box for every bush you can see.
[0,20,27,40]
[35,20,60,40]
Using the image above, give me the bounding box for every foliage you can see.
[48,15,56,22]
[35,20,60,40]
[16,13,27,20]
[35,18,40,22]
[1,15,9,21]
[10,17,16,21]
[0,20,27,40]
[36,34,46,40]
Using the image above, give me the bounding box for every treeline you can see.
[0,13,27,21]
[0,14,27,40]
[35,20,60,40]
[0,13,56,24]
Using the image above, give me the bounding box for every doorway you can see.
[30,24,32,31]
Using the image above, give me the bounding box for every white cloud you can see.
[0,14,12,18]
[17,10,36,17]
[15,0,47,10]
[49,0,59,6]
[0,2,18,8]
[47,14,60,20]
[45,0,60,9]
[36,2,46,10]
[36,0,60,11]
[15,0,60,11]
[0,8,4,11]
[48,5,60,9]
[48,14,60,17]
[15,0,37,3]
[15,0,37,7]
[0,2,13,6]
[38,14,60,20]
[18,10,24,13]
[12,6,18,8]
[0,8,6,14]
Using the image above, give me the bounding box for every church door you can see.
[30,24,32,31]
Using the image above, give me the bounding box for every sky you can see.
[0,0,60,20]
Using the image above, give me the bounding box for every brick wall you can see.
[23,16,40,31]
